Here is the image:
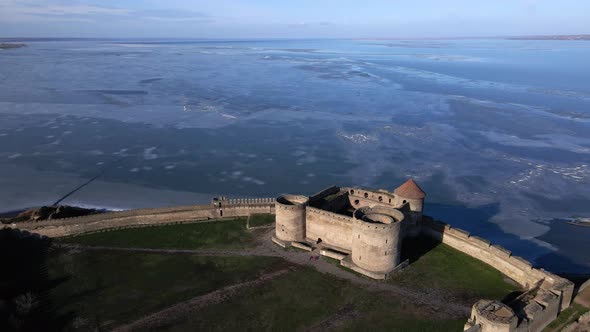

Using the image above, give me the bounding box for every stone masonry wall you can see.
[305,207,354,252]
[422,218,574,313]
[6,200,275,238]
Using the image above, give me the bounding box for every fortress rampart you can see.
[5,199,275,238]
[305,206,354,252]
[420,218,574,332]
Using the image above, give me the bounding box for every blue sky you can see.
[0,0,588,38]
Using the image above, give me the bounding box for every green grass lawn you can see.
[48,248,288,331]
[58,218,262,249]
[390,236,520,302]
[162,266,464,332]
[248,213,275,227]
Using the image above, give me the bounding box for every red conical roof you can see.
[394,179,426,199]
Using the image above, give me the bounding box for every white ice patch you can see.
[143,147,158,160]
[164,164,176,170]
[338,132,377,143]
[8,153,22,159]
[221,113,238,119]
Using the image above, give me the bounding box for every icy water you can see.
[1,38,589,273]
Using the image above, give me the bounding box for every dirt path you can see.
[112,268,292,332]
[304,303,359,332]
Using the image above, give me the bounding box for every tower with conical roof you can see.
[393,179,425,214]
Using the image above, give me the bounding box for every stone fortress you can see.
[5,179,582,332]
[271,179,576,332]
[271,179,426,279]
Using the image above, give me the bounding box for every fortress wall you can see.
[275,196,307,242]
[422,218,574,312]
[526,290,561,332]
[351,217,401,273]
[8,201,275,238]
[344,187,397,209]
[306,207,354,251]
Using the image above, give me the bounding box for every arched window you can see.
[354,199,360,205]
[403,200,407,204]
[350,189,354,195]
[389,198,391,203]
[378,196,383,202]
[364,193,368,198]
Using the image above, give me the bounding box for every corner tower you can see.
[393,179,426,213]
[274,195,308,243]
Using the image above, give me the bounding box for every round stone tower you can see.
[275,195,308,243]
[351,206,404,273]
[393,179,426,213]
[470,300,517,332]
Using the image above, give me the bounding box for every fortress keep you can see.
[272,179,425,279]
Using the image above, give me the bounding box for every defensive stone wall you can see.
[6,199,275,238]
[422,218,574,306]
[422,218,575,332]
[351,207,402,273]
[343,187,398,210]
[275,195,308,242]
[305,206,354,252]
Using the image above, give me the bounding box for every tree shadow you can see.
[0,228,73,332]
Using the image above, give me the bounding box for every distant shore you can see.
[507,35,590,41]
[0,43,27,49]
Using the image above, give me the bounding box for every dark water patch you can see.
[523,192,590,213]
[456,175,490,193]
[419,172,460,204]
[87,90,149,96]
[535,219,590,274]
[139,78,163,84]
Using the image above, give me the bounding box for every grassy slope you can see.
[53,224,519,331]
[390,237,519,302]
[58,218,260,249]
[163,266,464,332]
[48,249,287,331]
[248,213,276,227]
